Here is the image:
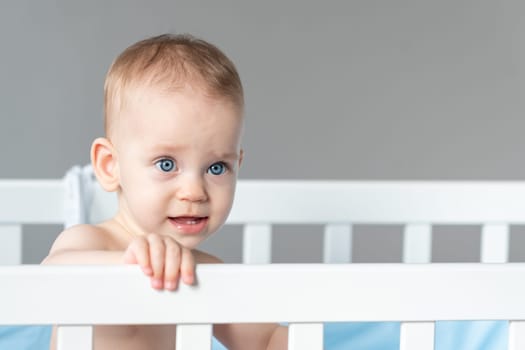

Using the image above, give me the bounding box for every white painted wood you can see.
[481,224,509,263]
[400,322,434,350]
[56,326,92,350]
[2,264,525,325]
[403,224,432,263]
[243,224,272,264]
[89,183,117,224]
[509,321,525,350]
[176,324,212,350]
[0,180,65,223]
[0,225,22,265]
[63,165,95,227]
[288,323,323,350]
[228,181,525,224]
[323,224,352,263]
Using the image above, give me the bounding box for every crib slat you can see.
[403,224,432,263]
[243,224,272,264]
[400,322,434,350]
[481,224,509,263]
[323,224,352,263]
[176,324,212,350]
[0,225,22,265]
[56,325,93,350]
[288,323,323,350]
[89,183,118,224]
[509,321,525,350]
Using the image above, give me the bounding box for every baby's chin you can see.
[165,231,211,250]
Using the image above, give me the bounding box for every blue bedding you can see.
[0,321,507,349]
[0,326,51,350]
[214,321,507,350]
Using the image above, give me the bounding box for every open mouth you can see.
[170,216,206,225]
[168,216,208,234]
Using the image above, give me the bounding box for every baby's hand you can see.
[123,234,195,291]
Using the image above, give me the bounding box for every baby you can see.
[43,33,287,350]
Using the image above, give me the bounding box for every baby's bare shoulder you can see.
[48,224,113,254]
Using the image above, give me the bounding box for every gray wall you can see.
[1,1,525,263]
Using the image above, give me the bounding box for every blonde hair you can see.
[104,33,244,136]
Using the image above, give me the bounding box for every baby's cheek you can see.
[131,190,166,227]
[214,189,235,222]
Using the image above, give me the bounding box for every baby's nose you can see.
[175,175,208,202]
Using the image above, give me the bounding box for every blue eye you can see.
[208,162,226,175]
[155,158,176,172]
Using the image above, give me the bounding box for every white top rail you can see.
[1,264,525,325]
[0,180,65,223]
[229,181,525,224]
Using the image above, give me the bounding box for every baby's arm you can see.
[42,224,195,290]
[215,323,288,350]
[45,225,287,349]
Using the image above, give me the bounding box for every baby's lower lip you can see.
[168,217,208,234]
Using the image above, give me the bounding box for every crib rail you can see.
[0,180,65,265]
[230,181,525,223]
[1,264,525,350]
[4,264,525,324]
[0,180,65,223]
[231,181,525,264]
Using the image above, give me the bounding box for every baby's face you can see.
[111,85,243,248]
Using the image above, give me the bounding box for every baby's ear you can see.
[91,137,120,192]
[238,149,244,168]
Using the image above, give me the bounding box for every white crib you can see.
[1,171,525,350]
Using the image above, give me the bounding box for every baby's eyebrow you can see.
[148,145,239,161]
[213,152,239,160]
[149,144,182,153]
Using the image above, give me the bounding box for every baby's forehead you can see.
[129,78,241,106]
[107,82,243,137]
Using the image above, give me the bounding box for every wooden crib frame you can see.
[2,175,525,349]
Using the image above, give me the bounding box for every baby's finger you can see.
[125,237,152,276]
[163,238,181,291]
[180,247,196,285]
[147,234,166,289]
